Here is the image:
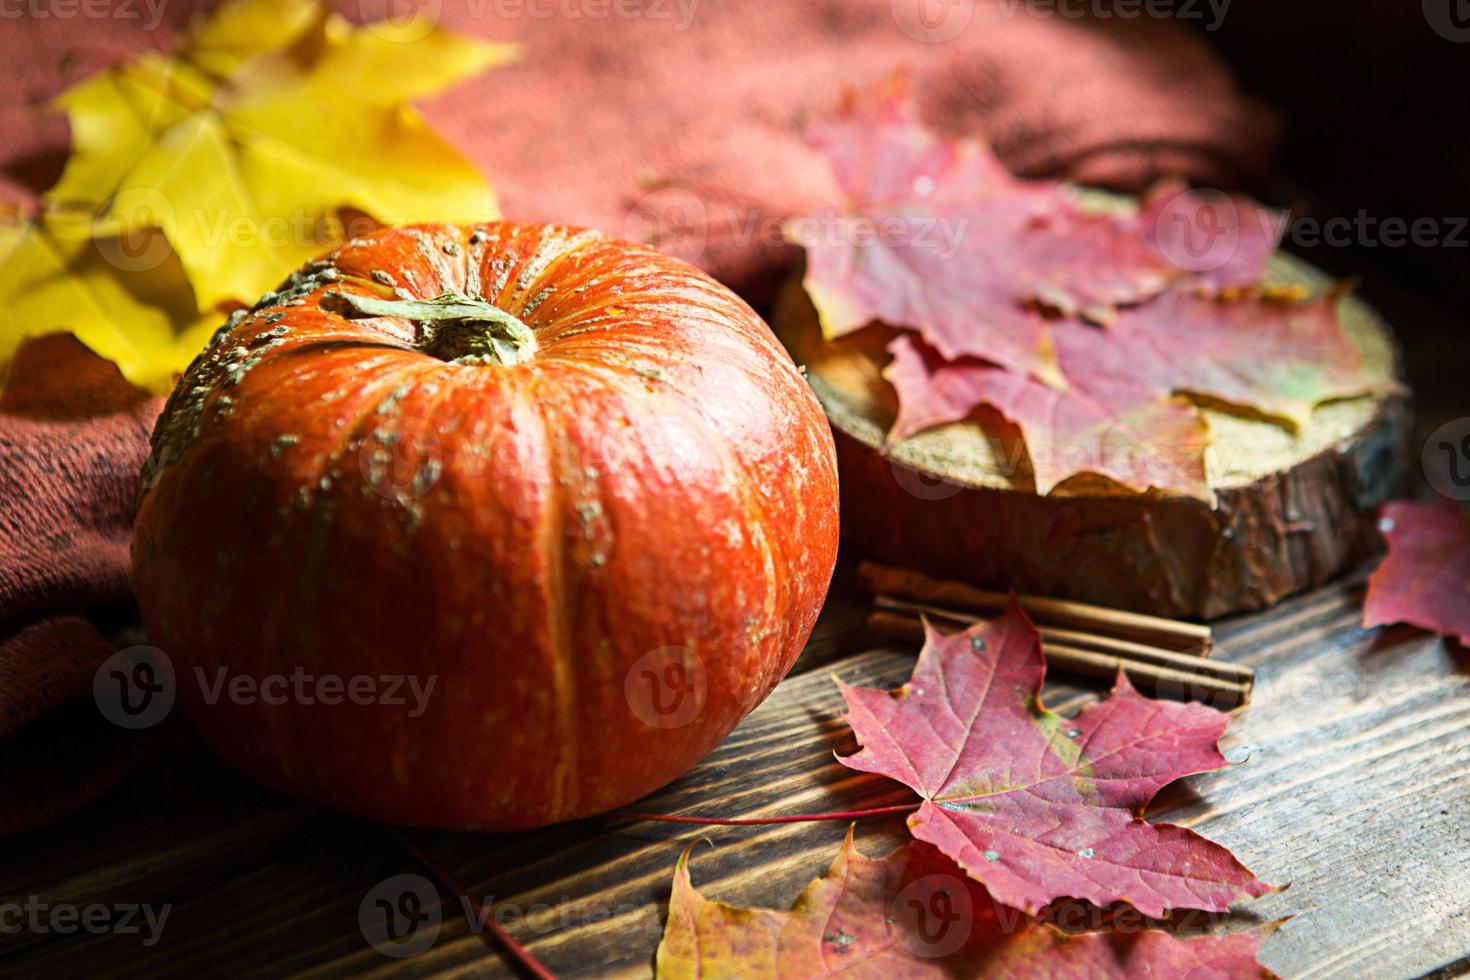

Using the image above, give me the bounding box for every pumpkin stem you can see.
[325,289,539,366]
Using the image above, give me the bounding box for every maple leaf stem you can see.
[615,803,920,826]
[386,826,558,980]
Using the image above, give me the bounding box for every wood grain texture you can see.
[1,565,1467,978]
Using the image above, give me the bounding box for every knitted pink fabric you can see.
[0,336,162,833]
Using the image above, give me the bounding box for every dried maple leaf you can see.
[792,83,1390,499]
[884,327,1212,499]
[1363,499,1470,646]
[657,828,1273,978]
[882,285,1388,499]
[45,0,515,313]
[791,80,1176,388]
[836,601,1275,917]
[0,211,217,393]
[1116,285,1380,428]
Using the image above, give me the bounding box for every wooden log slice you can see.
[772,252,1411,619]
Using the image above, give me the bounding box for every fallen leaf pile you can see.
[654,601,1277,976]
[788,82,1396,499]
[658,829,1271,979]
[1363,498,1470,646]
[1,0,514,392]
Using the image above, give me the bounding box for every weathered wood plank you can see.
[2,572,1468,979]
[1197,589,1470,978]
[1,816,425,977]
[0,738,326,961]
[380,577,1470,979]
[375,650,933,979]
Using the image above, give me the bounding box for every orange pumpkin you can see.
[133,223,839,830]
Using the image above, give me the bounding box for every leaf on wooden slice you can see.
[836,601,1275,917]
[1363,499,1470,646]
[882,285,1394,498]
[790,79,1177,387]
[1114,285,1392,428]
[0,212,218,393]
[656,828,1273,979]
[884,329,1212,499]
[791,82,1390,499]
[45,0,515,311]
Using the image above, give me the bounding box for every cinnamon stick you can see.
[867,610,1250,708]
[872,595,1251,684]
[858,561,1213,653]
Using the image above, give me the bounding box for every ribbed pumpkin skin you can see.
[132,223,838,830]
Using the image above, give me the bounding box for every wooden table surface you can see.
[2,553,1468,979]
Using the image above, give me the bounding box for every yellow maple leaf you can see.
[45,0,515,312]
[183,0,323,77]
[0,210,220,394]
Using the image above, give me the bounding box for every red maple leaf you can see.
[792,83,1392,498]
[1363,498,1470,645]
[1139,179,1287,290]
[792,80,1178,388]
[835,601,1276,917]
[883,323,1212,498]
[882,285,1381,498]
[657,828,1274,978]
